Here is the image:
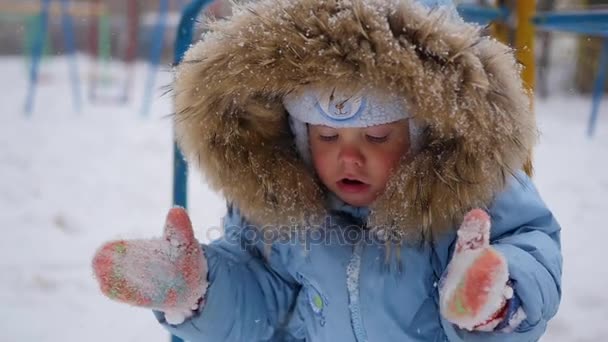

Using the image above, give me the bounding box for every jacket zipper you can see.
[347,241,368,342]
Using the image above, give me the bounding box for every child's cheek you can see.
[378,148,403,173]
[311,146,335,181]
[378,156,397,186]
[372,146,407,189]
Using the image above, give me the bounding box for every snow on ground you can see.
[0,56,606,341]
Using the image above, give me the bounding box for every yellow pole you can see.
[514,0,536,176]
[492,0,510,44]
[515,0,536,96]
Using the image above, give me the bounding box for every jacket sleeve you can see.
[444,171,562,341]
[154,205,302,341]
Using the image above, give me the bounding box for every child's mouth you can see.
[337,178,370,193]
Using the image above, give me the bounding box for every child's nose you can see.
[338,146,364,167]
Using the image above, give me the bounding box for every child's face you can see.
[309,120,410,207]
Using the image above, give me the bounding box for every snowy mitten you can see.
[439,209,521,331]
[92,207,208,325]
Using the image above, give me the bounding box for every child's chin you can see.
[338,194,375,208]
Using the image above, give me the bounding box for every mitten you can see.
[92,207,208,324]
[439,209,524,331]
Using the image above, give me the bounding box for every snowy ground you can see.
[1,56,606,341]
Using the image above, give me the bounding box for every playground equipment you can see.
[141,0,231,117]
[0,1,104,16]
[457,3,608,137]
[457,3,508,25]
[0,6,52,70]
[533,10,608,136]
[170,0,215,340]
[22,0,87,115]
[140,0,170,117]
[19,0,182,115]
[87,0,181,111]
[88,0,139,104]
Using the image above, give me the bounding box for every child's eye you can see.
[366,134,388,143]
[319,134,338,142]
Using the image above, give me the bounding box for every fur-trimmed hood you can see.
[173,0,536,243]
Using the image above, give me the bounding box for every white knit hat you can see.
[283,84,421,164]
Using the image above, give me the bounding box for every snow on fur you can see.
[173,0,536,243]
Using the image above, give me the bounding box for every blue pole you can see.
[533,11,608,37]
[533,10,608,26]
[174,0,212,64]
[171,0,214,241]
[171,0,213,340]
[534,23,608,37]
[588,38,608,137]
[60,0,82,113]
[141,0,170,117]
[24,0,51,115]
[456,4,509,26]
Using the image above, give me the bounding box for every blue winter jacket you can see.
[155,172,561,341]
[162,0,561,339]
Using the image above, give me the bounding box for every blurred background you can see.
[0,0,606,341]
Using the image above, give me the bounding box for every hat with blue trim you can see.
[284,84,410,128]
[283,84,418,164]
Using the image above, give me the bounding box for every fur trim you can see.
[173,0,536,243]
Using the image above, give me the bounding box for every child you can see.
[92,0,562,341]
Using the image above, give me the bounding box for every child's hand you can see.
[439,209,522,331]
[92,207,208,325]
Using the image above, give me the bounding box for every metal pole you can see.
[492,0,510,44]
[171,0,213,216]
[88,0,100,102]
[514,0,536,176]
[121,0,139,103]
[141,0,170,117]
[515,0,536,96]
[456,4,508,25]
[24,0,51,115]
[588,38,608,137]
[60,0,83,113]
[171,0,214,340]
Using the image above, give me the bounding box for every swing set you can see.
[17,0,183,116]
[87,0,139,105]
[458,1,608,137]
[12,0,84,115]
